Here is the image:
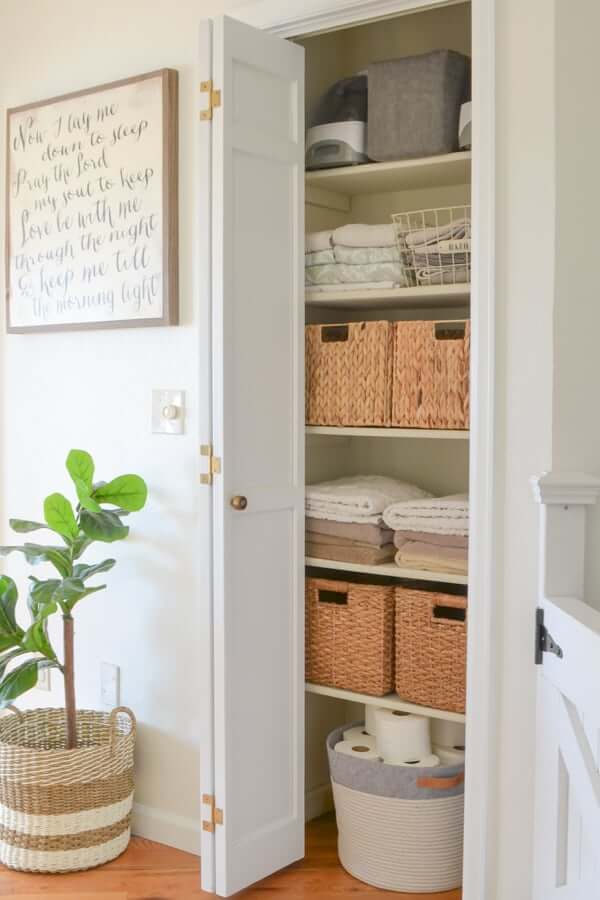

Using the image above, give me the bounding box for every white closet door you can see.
[201,15,305,898]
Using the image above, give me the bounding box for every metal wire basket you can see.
[392,206,471,287]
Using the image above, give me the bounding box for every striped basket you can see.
[0,706,136,873]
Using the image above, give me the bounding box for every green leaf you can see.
[80,510,129,543]
[9,519,48,534]
[44,493,79,542]
[73,477,102,513]
[28,577,61,612]
[67,584,106,610]
[0,576,19,635]
[0,648,27,680]
[0,659,56,708]
[22,621,57,660]
[0,544,72,578]
[93,475,148,512]
[0,634,22,652]
[73,559,116,581]
[72,536,92,560]
[66,449,95,491]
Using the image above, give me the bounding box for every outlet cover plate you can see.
[100,662,120,709]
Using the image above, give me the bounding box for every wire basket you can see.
[392,206,471,287]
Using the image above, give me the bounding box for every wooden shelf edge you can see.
[305,557,468,585]
[306,425,469,440]
[305,682,466,723]
[305,284,470,309]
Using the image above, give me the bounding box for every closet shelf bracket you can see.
[200,80,222,120]
[200,444,222,485]
[202,793,224,832]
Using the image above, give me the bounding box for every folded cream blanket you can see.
[333,223,397,248]
[307,475,431,524]
[405,218,471,249]
[306,248,335,266]
[394,542,468,575]
[383,494,469,536]
[394,530,468,550]
[308,542,396,566]
[306,516,393,547]
[306,230,333,252]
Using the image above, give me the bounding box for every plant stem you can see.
[63,615,77,750]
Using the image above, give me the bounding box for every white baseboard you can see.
[305,782,333,821]
[132,802,201,856]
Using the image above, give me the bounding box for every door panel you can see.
[205,15,305,897]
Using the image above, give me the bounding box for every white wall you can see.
[0,0,253,855]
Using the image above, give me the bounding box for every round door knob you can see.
[230,495,248,511]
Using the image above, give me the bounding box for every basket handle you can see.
[109,706,137,754]
[320,325,349,343]
[314,579,349,606]
[431,596,467,626]
[5,705,22,718]
[435,322,466,341]
[417,772,464,791]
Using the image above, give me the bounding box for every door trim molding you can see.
[233,2,497,898]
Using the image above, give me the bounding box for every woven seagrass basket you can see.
[0,706,136,873]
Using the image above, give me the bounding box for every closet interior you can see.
[294,2,471,893]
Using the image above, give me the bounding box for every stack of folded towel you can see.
[305,224,408,291]
[403,217,471,286]
[306,475,431,565]
[382,493,469,575]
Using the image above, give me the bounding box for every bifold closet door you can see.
[199,15,305,898]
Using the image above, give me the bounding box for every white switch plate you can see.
[100,662,120,709]
[37,666,51,692]
[152,389,185,435]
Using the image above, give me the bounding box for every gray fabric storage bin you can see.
[367,50,470,161]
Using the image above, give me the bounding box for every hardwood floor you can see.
[0,814,462,899]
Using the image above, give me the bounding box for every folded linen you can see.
[306,516,393,547]
[306,248,335,266]
[383,494,469,536]
[307,542,396,566]
[405,218,471,249]
[333,223,397,248]
[306,281,397,292]
[307,531,389,552]
[393,530,468,551]
[394,542,468,575]
[307,475,431,525]
[412,252,470,268]
[305,261,407,286]
[333,245,402,265]
[415,265,470,286]
[306,230,333,252]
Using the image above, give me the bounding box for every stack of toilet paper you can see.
[334,705,466,767]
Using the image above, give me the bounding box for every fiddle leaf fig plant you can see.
[0,450,148,748]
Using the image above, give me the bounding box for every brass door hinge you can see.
[202,793,224,832]
[200,445,222,485]
[200,80,222,120]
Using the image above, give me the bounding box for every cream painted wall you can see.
[0,0,254,855]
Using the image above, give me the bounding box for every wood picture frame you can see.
[5,68,178,332]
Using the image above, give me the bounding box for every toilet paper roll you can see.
[334,740,380,761]
[375,709,432,764]
[343,726,376,749]
[385,754,440,768]
[364,704,382,737]
[431,719,466,749]
[434,745,466,766]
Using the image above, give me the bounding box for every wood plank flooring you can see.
[0,814,462,899]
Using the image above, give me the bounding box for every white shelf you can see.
[305,151,471,209]
[305,682,466,723]
[306,284,470,310]
[305,556,468,586]
[306,425,469,440]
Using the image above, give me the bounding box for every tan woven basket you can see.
[306,577,394,696]
[391,320,470,429]
[0,706,136,873]
[305,321,393,427]
[395,588,467,713]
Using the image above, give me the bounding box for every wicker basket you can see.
[306,578,394,696]
[391,319,470,430]
[0,706,136,873]
[395,588,467,713]
[305,321,393,427]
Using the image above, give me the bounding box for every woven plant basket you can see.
[391,319,470,430]
[306,577,394,696]
[305,321,393,427]
[395,588,467,713]
[0,706,136,873]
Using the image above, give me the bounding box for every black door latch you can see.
[535,608,563,665]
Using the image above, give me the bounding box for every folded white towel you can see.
[306,230,333,252]
[305,248,335,266]
[333,223,397,249]
[306,281,397,293]
[405,218,470,250]
[307,475,432,525]
[333,245,401,265]
[383,494,469,536]
[305,261,407,286]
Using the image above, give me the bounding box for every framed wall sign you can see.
[5,68,178,332]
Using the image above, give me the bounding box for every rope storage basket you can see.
[391,319,470,430]
[0,706,136,873]
[305,321,393,427]
[327,724,464,892]
[395,588,467,713]
[306,578,394,696]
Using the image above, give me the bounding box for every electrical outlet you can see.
[100,662,120,709]
[37,666,51,692]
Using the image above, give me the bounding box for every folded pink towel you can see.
[394,530,468,551]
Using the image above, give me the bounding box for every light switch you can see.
[152,389,185,435]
